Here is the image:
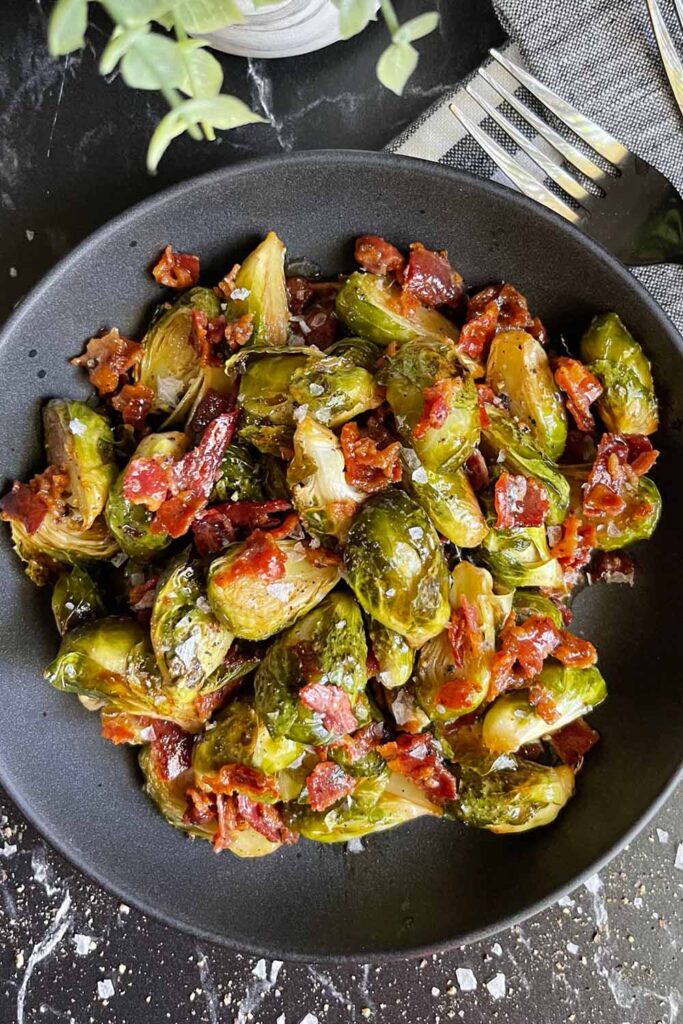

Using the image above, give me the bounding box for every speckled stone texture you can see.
[0,1,680,1021]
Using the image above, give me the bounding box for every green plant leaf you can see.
[171,0,245,33]
[147,95,267,172]
[120,33,187,89]
[376,40,417,95]
[394,12,439,43]
[48,0,88,56]
[331,0,378,40]
[100,0,172,27]
[178,44,223,98]
[99,25,150,75]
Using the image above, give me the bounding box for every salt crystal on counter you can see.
[455,968,477,992]
[97,979,115,1000]
[299,1015,319,1024]
[656,828,669,844]
[252,959,268,980]
[346,838,364,854]
[675,842,683,871]
[486,973,506,1000]
[566,942,579,955]
[74,934,94,956]
[491,942,502,957]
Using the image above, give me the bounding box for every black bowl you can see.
[0,151,680,961]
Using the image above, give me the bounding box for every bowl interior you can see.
[0,152,681,959]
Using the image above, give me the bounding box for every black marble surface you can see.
[0,2,681,1022]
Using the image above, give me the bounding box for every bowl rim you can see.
[0,148,681,962]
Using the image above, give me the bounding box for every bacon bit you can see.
[216,263,240,301]
[554,357,603,432]
[188,389,236,443]
[553,630,598,668]
[224,313,254,351]
[128,576,158,612]
[287,276,315,314]
[528,317,550,346]
[214,793,239,852]
[550,717,600,769]
[184,787,217,827]
[235,795,298,845]
[150,720,193,781]
[0,466,69,534]
[459,283,536,361]
[378,733,457,804]
[111,382,155,431]
[330,722,386,763]
[123,457,172,511]
[403,243,465,308]
[436,678,482,711]
[151,491,204,538]
[171,412,238,499]
[299,682,359,736]
[464,449,489,492]
[489,614,597,700]
[413,379,454,439]
[152,244,200,290]
[306,761,356,812]
[192,500,291,556]
[340,421,401,494]
[583,434,658,518]
[190,309,226,367]
[101,713,153,746]
[447,595,481,669]
[591,550,635,586]
[494,471,549,529]
[354,235,406,277]
[549,512,596,580]
[527,683,559,723]
[460,300,499,360]
[303,545,343,570]
[71,328,142,396]
[214,529,287,586]
[203,763,279,801]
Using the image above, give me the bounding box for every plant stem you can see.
[174,22,214,141]
[379,0,400,38]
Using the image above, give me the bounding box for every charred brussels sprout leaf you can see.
[383,340,480,472]
[512,590,564,629]
[207,538,340,641]
[335,272,460,349]
[326,335,383,371]
[486,330,568,459]
[287,416,366,541]
[367,619,414,689]
[43,400,117,529]
[211,442,265,503]
[254,591,369,744]
[481,524,563,589]
[580,313,658,435]
[482,661,607,753]
[456,758,575,833]
[10,512,118,587]
[289,355,382,428]
[344,490,450,647]
[224,232,289,348]
[51,566,104,635]
[105,431,189,560]
[401,447,487,548]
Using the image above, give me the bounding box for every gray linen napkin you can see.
[389,0,683,332]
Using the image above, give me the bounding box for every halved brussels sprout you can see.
[367,619,414,689]
[382,340,480,472]
[289,355,382,428]
[400,447,488,548]
[287,415,366,541]
[51,566,105,635]
[483,407,570,525]
[139,744,211,839]
[137,287,221,415]
[456,758,575,833]
[416,562,513,722]
[326,335,383,371]
[562,464,662,551]
[486,330,568,460]
[238,352,310,425]
[10,511,118,587]
[105,431,188,560]
[512,590,564,629]
[344,490,450,647]
[254,591,369,744]
[43,400,117,529]
[207,538,340,641]
[580,313,658,435]
[150,555,234,688]
[224,231,289,348]
[211,441,264,503]
[481,524,564,589]
[482,661,607,754]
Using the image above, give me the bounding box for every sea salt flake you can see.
[266,581,295,601]
[486,973,506,1000]
[346,838,364,854]
[230,287,250,301]
[26,229,35,241]
[252,959,268,980]
[270,960,283,983]
[431,987,440,997]
[98,979,115,1000]
[656,828,669,844]
[491,942,502,957]
[411,466,428,484]
[455,968,477,992]
[308,383,324,397]
[74,934,94,956]
[0,843,17,858]
[408,527,424,541]
[558,895,575,907]
[299,1015,319,1024]
[566,942,579,956]
[276,1016,285,1024]
[675,842,683,871]
[69,418,87,436]
[156,376,185,407]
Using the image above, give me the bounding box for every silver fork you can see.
[647,0,683,116]
[450,48,683,267]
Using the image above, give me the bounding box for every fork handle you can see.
[626,185,683,267]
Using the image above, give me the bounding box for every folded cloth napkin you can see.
[389,0,683,332]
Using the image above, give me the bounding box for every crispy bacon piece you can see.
[0,466,69,534]
[214,793,239,852]
[447,595,480,669]
[216,263,240,301]
[287,276,315,314]
[71,328,143,396]
[187,388,236,443]
[150,492,205,538]
[549,512,596,580]
[554,357,603,432]
[224,313,254,351]
[213,528,287,586]
[192,500,291,556]
[152,244,200,290]
[330,722,385,763]
[184,787,217,828]
[553,630,597,668]
[190,309,226,367]
[355,235,406,277]
[550,717,600,769]
[459,283,539,361]
[529,317,549,346]
[123,457,171,511]
[403,243,465,308]
[111,382,154,430]
[464,449,489,492]
[459,299,499,360]
[299,682,359,736]
[235,795,298,845]
[128,576,158,612]
[527,683,559,723]
[202,763,279,801]
[583,433,658,518]
[150,720,193,781]
[171,412,237,499]
[591,550,635,586]
[489,614,597,700]
[340,421,401,494]
[413,379,454,439]
[297,295,339,348]
[494,471,549,529]
[378,733,457,804]
[101,712,153,746]
[306,761,357,812]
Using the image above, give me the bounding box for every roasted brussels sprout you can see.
[51,566,104,635]
[486,330,568,459]
[9,511,118,586]
[591,476,662,550]
[139,744,211,838]
[211,442,265,503]
[367,619,414,689]
[400,447,488,548]
[326,335,383,371]
[481,524,564,589]
[137,287,221,415]
[43,400,117,529]
[482,661,607,753]
[456,759,575,833]
[150,555,234,688]
[289,355,382,428]
[580,313,658,434]
[483,407,570,525]
[512,590,564,629]
[382,340,479,472]
[224,231,289,348]
[105,431,188,560]
[207,538,340,641]
[238,352,310,424]
[344,490,450,647]
[254,591,369,744]
[287,416,366,541]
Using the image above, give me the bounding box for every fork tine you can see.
[647,0,683,117]
[478,66,607,184]
[465,82,591,203]
[489,48,630,165]
[449,100,581,224]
